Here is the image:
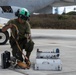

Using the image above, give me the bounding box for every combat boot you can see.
[17,61,30,69]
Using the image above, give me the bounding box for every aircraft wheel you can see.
[0,29,9,45]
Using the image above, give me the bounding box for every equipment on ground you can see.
[36,48,60,59]
[1,51,29,69]
[1,48,62,71]
[1,51,28,75]
[1,51,10,69]
[34,48,62,71]
[1,51,17,69]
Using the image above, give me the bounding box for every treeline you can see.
[30,12,76,29]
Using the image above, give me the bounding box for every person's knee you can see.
[30,42,34,52]
[28,40,34,52]
[25,40,34,52]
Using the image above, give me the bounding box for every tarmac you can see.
[0,29,76,75]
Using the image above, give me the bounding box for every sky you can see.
[53,5,76,14]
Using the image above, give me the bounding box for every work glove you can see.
[24,57,31,68]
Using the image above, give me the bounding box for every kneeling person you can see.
[2,8,34,69]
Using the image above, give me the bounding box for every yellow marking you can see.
[0,24,3,28]
[0,25,2,27]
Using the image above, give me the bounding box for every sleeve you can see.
[7,20,17,37]
[6,20,11,25]
[26,21,31,34]
[2,20,12,32]
[3,20,11,27]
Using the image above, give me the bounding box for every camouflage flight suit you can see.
[7,19,34,61]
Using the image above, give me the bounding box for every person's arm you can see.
[25,21,32,42]
[2,24,13,32]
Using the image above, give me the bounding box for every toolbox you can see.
[34,58,62,71]
[36,48,60,59]
[34,48,62,71]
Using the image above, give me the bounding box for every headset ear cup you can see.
[15,12,18,16]
[15,9,20,17]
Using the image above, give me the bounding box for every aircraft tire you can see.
[0,29,9,45]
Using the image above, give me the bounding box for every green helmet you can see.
[19,8,30,17]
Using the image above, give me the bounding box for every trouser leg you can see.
[25,40,34,59]
[11,44,23,62]
[26,52,31,60]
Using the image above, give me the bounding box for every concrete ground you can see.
[0,29,76,75]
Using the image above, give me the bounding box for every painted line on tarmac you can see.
[35,43,76,49]
[1,43,76,50]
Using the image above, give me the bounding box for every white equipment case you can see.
[36,48,60,59]
[34,48,62,71]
